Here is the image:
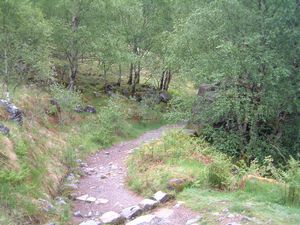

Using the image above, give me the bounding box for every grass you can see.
[179,184,300,225]
[126,131,300,225]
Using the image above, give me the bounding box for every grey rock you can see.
[85,211,93,218]
[185,216,202,225]
[126,215,161,225]
[84,105,97,114]
[74,211,83,217]
[38,199,54,212]
[75,105,84,113]
[0,99,23,124]
[121,205,143,220]
[152,191,170,203]
[100,175,108,179]
[167,178,187,192]
[79,220,101,225]
[0,124,9,135]
[55,197,67,205]
[139,199,159,211]
[158,91,171,103]
[100,211,125,224]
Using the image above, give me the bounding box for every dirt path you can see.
[71,125,199,225]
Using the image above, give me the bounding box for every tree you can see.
[0,0,51,99]
[36,0,94,90]
[171,0,300,163]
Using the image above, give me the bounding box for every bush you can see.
[91,97,128,147]
[207,155,233,190]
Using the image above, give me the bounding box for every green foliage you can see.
[207,155,233,190]
[164,94,196,123]
[281,158,300,205]
[171,0,300,164]
[92,97,128,147]
[49,83,82,111]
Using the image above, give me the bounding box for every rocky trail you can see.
[69,125,200,225]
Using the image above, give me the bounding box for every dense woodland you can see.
[0,0,299,224]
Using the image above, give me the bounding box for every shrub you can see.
[207,155,233,190]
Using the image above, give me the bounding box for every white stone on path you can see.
[95,198,109,204]
[126,215,161,225]
[79,220,101,225]
[152,191,170,203]
[100,211,125,224]
[76,194,96,203]
[139,199,159,211]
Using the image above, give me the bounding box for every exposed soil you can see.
[72,125,199,225]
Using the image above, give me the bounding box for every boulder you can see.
[126,215,161,225]
[139,199,159,211]
[0,123,9,135]
[158,91,171,103]
[152,191,171,203]
[0,99,23,125]
[167,178,187,192]
[121,205,143,220]
[100,211,125,224]
[84,105,97,114]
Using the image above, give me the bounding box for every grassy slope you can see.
[127,131,300,225]
[0,85,165,225]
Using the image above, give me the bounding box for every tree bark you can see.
[128,63,133,85]
[160,69,172,91]
[68,15,79,91]
[117,64,122,86]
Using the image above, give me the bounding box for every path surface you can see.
[72,125,198,225]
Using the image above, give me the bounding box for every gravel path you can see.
[72,125,198,225]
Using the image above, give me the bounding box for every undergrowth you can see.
[127,130,300,224]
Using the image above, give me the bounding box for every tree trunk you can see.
[164,70,172,91]
[128,63,133,85]
[159,71,165,90]
[136,61,141,84]
[131,64,138,96]
[117,64,122,86]
[68,15,79,91]
[103,61,107,85]
[3,48,10,101]
[160,70,172,91]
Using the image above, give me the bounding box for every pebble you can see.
[73,211,83,217]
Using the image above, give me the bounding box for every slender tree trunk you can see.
[103,61,107,85]
[159,70,165,90]
[128,63,133,85]
[68,15,79,91]
[159,69,172,91]
[131,64,137,96]
[164,70,172,91]
[136,61,141,84]
[2,1,10,101]
[117,64,122,86]
[3,48,10,101]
